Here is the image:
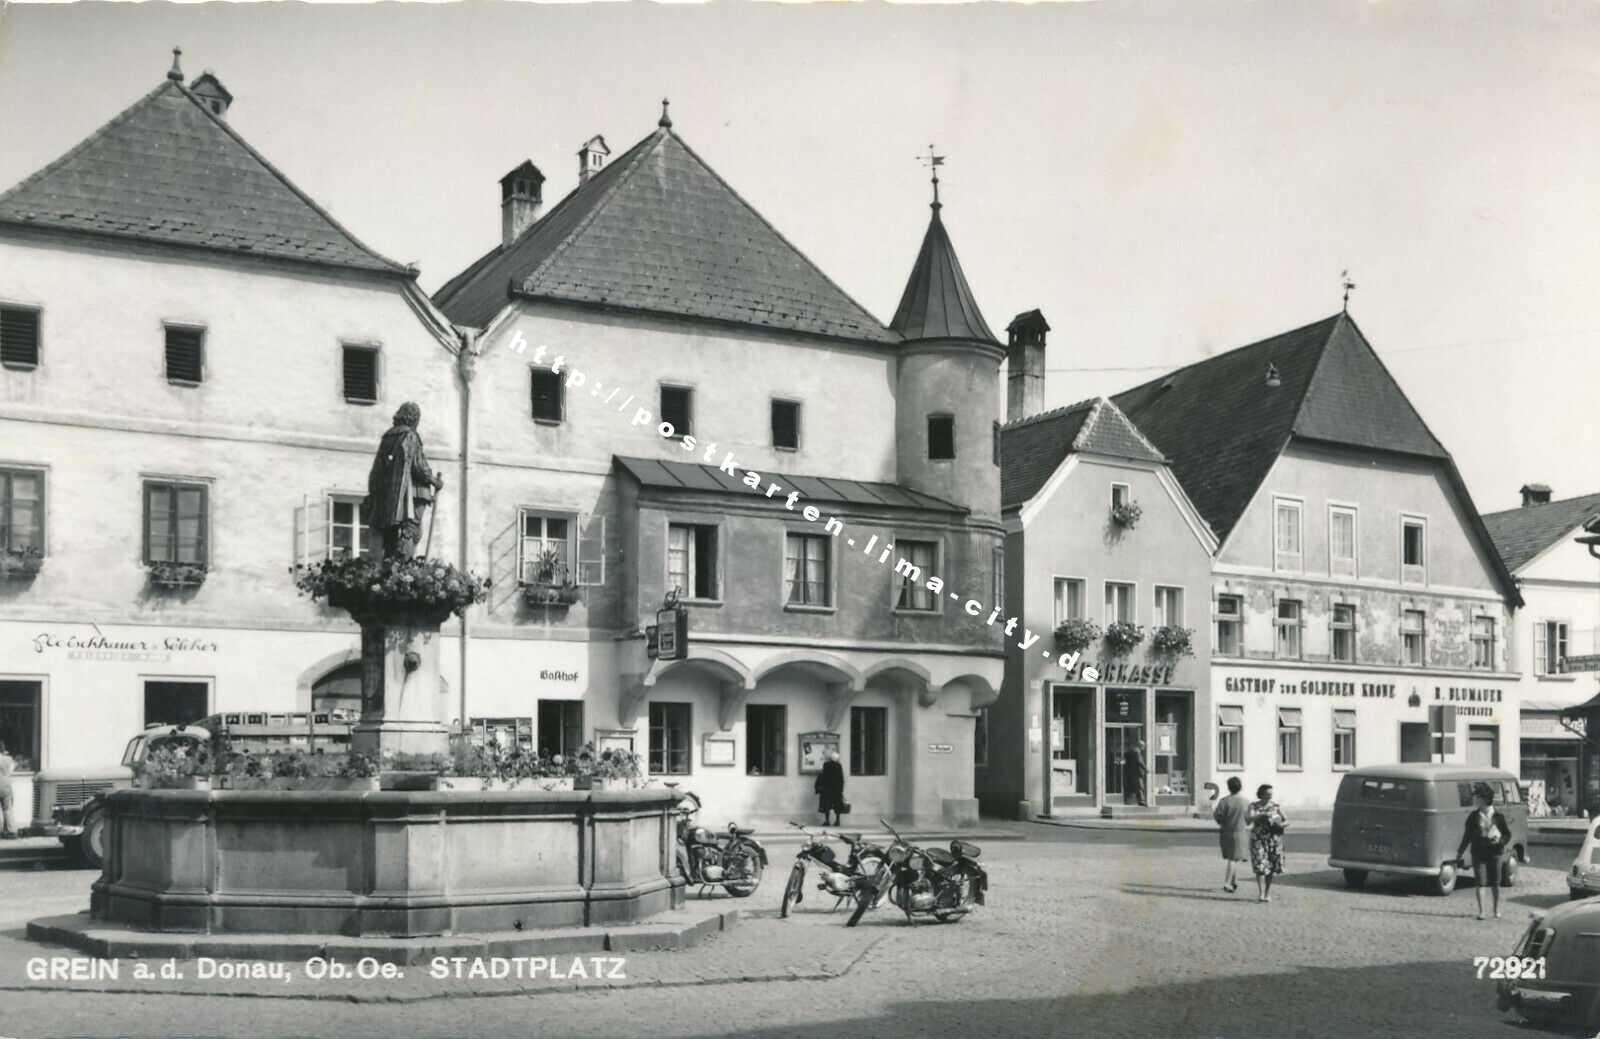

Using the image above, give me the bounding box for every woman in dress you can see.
[1212,776,1250,893]
[1246,783,1288,902]
[1455,781,1512,921]
[815,749,846,827]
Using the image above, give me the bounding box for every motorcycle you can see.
[846,819,986,926]
[673,790,767,898]
[779,822,885,918]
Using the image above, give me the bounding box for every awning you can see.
[1217,705,1245,726]
[1278,707,1303,727]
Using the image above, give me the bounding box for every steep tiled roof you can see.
[434,127,898,344]
[999,397,1165,508]
[0,78,407,276]
[614,457,963,513]
[1482,492,1600,573]
[889,206,1000,344]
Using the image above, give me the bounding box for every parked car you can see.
[1568,816,1600,901]
[1497,900,1600,1030]
[1328,763,1528,895]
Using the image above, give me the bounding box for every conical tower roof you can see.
[889,204,999,345]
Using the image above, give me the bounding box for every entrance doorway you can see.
[1104,689,1146,802]
[1468,725,1500,767]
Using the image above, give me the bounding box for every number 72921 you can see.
[1475,956,1546,980]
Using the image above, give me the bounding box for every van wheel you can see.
[1501,854,1518,888]
[1431,862,1457,896]
[1342,869,1368,890]
[79,807,107,870]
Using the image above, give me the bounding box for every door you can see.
[1468,725,1499,767]
[1105,724,1144,798]
[1400,722,1430,763]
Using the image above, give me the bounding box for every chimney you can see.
[577,135,611,186]
[189,71,233,119]
[499,161,545,247]
[1520,483,1553,508]
[1004,310,1049,423]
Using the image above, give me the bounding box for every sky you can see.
[1,1,1597,516]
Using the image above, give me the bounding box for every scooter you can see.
[846,819,986,926]
[779,822,885,918]
[673,790,767,898]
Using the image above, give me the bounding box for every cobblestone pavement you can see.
[0,841,1584,1039]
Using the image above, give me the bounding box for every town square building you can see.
[1483,486,1600,816]
[1112,314,1524,810]
[984,314,1217,818]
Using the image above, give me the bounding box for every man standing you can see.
[1123,739,1148,807]
[0,742,16,839]
[366,402,444,559]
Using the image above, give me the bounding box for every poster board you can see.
[702,734,737,767]
[799,731,839,774]
[595,729,635,756]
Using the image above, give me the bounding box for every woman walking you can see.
[815,749,846,827]
[1212,776,1249,893]
[1246,783,1288,902]
[1456,781,1512,921]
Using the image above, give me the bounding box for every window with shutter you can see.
[342,345,379,404]
[0,468,45,554]
[164,325,204,384]
[576,513,606,586]
[0,306,40,369]
[144,481,207,566]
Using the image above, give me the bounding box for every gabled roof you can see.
[1000,396,1165,508]
[1111,312,1520,604]
[434,125,898,344]
[889,206,999,345]
[1482,491,1600,573]
[0,77,408,276]
[614,456,963,513]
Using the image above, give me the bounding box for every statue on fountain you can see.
[366,401,444,559]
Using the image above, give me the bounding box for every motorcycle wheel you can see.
[722,843,763,898]
[846,887,874,928]
[780,862,805,918]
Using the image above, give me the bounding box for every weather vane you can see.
[1341,269,1357,312]
[916,144,945,208]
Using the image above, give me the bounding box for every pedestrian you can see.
[1246,783,1287,902]
[1456,781,1512,921]
[816,749,846,827]
[0,742,15,839]
[1213,776,1249,893]
[1122,739,1148,807]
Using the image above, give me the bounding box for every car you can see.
[1568,817,1600,901]
[1328,763,1528,895]
[1497,901,1600,1030]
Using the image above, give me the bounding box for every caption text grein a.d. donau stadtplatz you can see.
[25,954,627,985]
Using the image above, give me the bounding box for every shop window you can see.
[329,496,372,560]
[143,481,207,566]
[144,681,209,727]
[341,343,379,404]
[648,702,691,775]
[850,706,886,776]
[746,704,786,776]
[1275,599,1302,659]
[1154,586,1183,627]
[1535,620,1569,674]
[0,467,44,554]
[530,367,564,423]
[771,399,800,451]
[1217,705,1244,769]
[1401,516,1427,585]
[1053,688,1096,796]
[536,700,584,758]
[1104,581,1135,624]
[1402,609,1426,667]
[1215,595,1242,656]
[0,680,41,771]
[1331,603,1356,663]
[1329,505,1357,578]
[784,533,830,607]
[164,324,205,385]
[1273,498,1302,572]
[1333,709,1356,770]
[974,707,989,768]
[927,414,955,460]
[894,540,938,611]
[1471,616,1495,670]
[1055,578,1085,625]
[0,304,40,369]
[668,523,718,600]
[659,385,693,437]
[1153,692,1190,798]
[1277,707,1303,770]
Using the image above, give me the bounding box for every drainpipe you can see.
[455,329,478,731]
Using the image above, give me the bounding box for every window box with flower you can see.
[1110,501,1143,529]
[1150,625,1195,658]
[148,560,207,589]
[0,546,43,580]
[521,548,580,608]
[1103,620,1146,655]
[1054,618,1102,655]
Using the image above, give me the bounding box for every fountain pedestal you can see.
[347,603,452,759]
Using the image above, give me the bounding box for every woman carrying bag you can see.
[815,749,847,827]
[1456,782,1512,921]
[1246,783,1288,903]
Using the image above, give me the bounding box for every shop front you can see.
[1520,705,1586,817]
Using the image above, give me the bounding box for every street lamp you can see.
[1577,514,1600,560]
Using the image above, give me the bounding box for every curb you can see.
[1030,818,1588,849]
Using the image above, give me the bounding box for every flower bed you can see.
[291,555,490,619]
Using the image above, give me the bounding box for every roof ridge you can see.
[0,79,173,209]
[1069,398,1107,452]
[169,81,409,275]
[1117,312,1345,400]
[1483,489,1600,518]
[999,396,1098,431]
[1293,312,1444,457]
[1095,396,1169,461]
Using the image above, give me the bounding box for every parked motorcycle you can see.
[673,790,767,898]
[846,819,986,926]
[779,822,885,918]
